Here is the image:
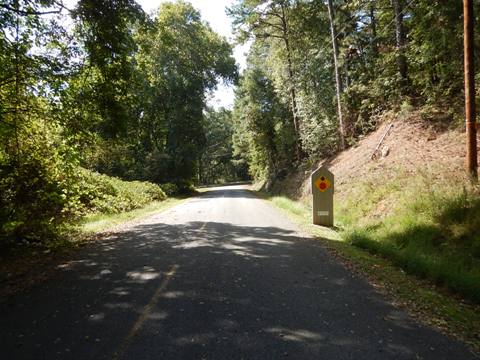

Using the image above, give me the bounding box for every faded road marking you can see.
[113,265,179,359]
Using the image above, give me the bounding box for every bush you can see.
[159,183,179,196]
[75,168,166,215]
[0,120,79,245]
[160,181,196,196]
[0,119,167,246]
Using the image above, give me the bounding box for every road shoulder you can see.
[0,196,191,302]
[252,189,480,354]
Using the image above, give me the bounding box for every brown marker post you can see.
[311,166,334,227]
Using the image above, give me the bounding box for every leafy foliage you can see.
[75,168,166,215]
[200,107,248,185]
[0,0,78,244]
[0,0,238,246]
[228,0,480,178]
[232,54,295,182]
[2,0,479,247]
[130,1,237,183]
[70,0,145,138]
[0,116,79,243]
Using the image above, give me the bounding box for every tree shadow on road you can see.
[195,188,256,199]
[1,219,476,360]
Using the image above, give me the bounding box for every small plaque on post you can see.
[311,166,334,227]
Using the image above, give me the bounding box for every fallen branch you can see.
[371,123,394,160]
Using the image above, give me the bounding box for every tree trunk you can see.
[345,56,350,89]
[327,0,346,150]
[280,4,302,159]
[391,0,408,86]
[13,0,21,164]
[369,4,378,57]
[198,154,203,185]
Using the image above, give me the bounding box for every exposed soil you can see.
[275,110,480,201]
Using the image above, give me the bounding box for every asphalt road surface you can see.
[1,185,477,359]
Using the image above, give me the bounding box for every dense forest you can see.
[229,0,479,180]
[1,0,240,242]
[1,0,479,244]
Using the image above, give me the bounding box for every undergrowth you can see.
[336,168,480,303]
[0,168,167,248]
[76,168,167,215]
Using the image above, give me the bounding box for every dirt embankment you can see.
[273,110,479,202]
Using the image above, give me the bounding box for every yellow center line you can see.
[113,264,179,359]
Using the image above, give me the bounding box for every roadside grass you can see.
[80,197,188,234]
[253,171,480,351]
[266,195,340,241]
[336,168,480,304]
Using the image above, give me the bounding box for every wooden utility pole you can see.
[327,0,346,150]
[464,0,478,180]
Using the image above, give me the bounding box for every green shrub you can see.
[160,181,196,196]
[0,120,79,244]
[159,183,179,196]
[0,122,167,247]
[75,168,166,215]
[175,180,196,195]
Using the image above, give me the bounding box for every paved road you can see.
[1,186,477,359]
